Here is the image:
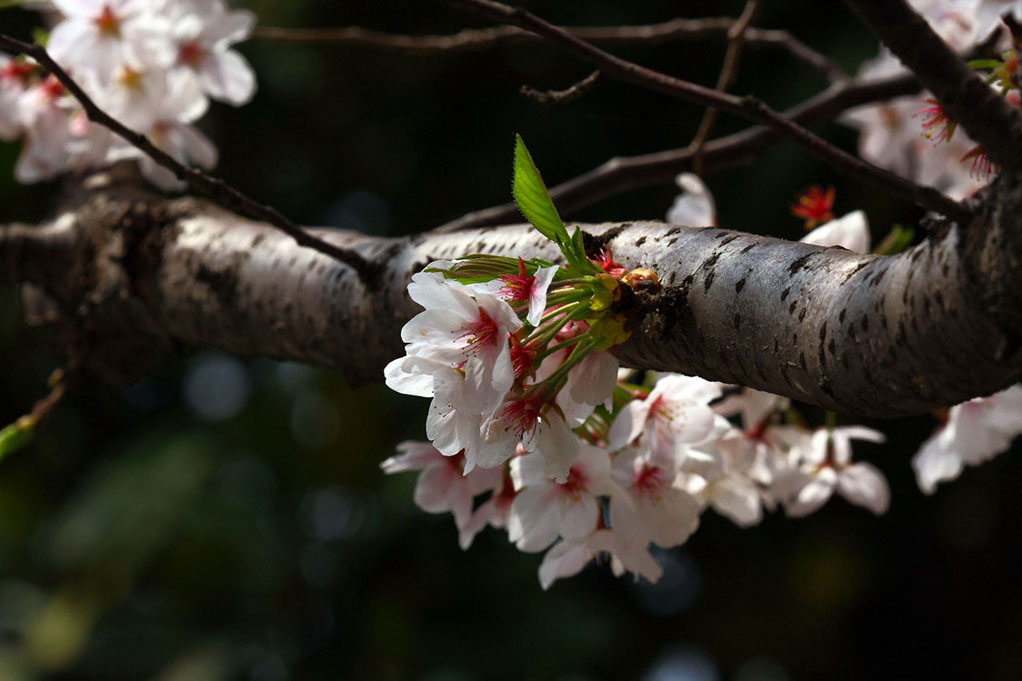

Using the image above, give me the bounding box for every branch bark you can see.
[4,168,1019,417]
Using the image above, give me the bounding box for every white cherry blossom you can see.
[538,528,661,589]
[606,373,722,465]
[912,385,1022,493]
[784,426,889,516]
[666,172,716,226]
[800,210,871,253]
[381,441,501,529]
[162,0,256,105]
[507,445,625,552]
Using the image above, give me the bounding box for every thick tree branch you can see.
[4,170,1019,416]
[845,0,1022,171]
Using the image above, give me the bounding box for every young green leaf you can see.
[873,224,915,255]
[512,134,571,248]
[0,416,34,462]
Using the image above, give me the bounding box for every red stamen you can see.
[790,185,835,229]
[914,98,957,145]
[93,5,120,37]
[594,246,625,278]
[495,257,535,302]
[178,42,204,68]
[462,306,499,353]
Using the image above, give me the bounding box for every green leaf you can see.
[0,416,34,462]
[873,224,915,255]
[31,27,49,48]
[512,134,571,248]
[967,58,1002,69]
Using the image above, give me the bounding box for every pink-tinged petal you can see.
[413,462,465,517]
[458,497,496,550]
[538,539,592,589]
[666,173,716,226]
[526,265,558,326]
[566,350,618,409]
[204,10,255,47]
[590,529,663,583]
[46,20,101,67]
[709,477,762,527]
[558,494,599,541]
[638,487,700,548]
[380,441,442,473]
[383,357,434,397]
[175,123,217,168]
[785,469,837,517]
[52,0,106,18]
[465,465,503,496]
[198,49,255,104]
[531,413,580,483]
[837,462,890,514]
[800,211,871,253]
[911,429,962,494]
[508,485,560,553]
[510,452,547,490]
[606,400,650,451]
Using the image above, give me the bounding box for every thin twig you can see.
[521,70,601,104]
[253,20,843,81]
[435,71,924,232]
[689,0,762,172]
[449,0,972,225]
[0,34,376,279]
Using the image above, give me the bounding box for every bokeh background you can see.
[2,1,1021,680]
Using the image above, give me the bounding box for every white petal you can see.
[800,211,871,254]
[785,469,837,517]
[526,265,558,327]
[198,49,255,105]
[911,429,963,494]
[837,462,890,514]
[558,495,599,541]
[709,476,763,527]
[538,539,592,589]
[666,173,716,226]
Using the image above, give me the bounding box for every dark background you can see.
[1,1,1020,680]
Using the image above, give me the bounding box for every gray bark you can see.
[3,167,1020,417]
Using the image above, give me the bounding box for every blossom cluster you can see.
[384,371,894,589]
[844,0,1022,200]
[0,0,255,189]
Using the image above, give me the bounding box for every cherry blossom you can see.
[380,441,502,529]
[48,0,174,82]
[912,385,1022,494]
[666,172,716,226]
[800,210,871,254]
[606,373,722,465]
[784,426,889,516]
[506,445,626,552]
[161,0,256,105]
[538,528,661,589]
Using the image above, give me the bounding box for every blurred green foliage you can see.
[1,2,1021,680]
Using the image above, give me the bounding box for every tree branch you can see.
[4,172,1019,415]
[447,0,971,224]
[0,33,378,280]
[520,70,601,105]
[253,19,843,81]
